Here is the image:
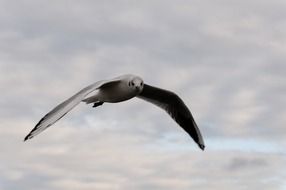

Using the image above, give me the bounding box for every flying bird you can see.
[24,74,205,150]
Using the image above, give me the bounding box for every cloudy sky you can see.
[1,0,286,189]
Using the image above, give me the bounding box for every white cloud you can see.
[0,0,286,189]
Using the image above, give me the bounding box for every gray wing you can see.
[137,84,205,150]
[24,79,121,141]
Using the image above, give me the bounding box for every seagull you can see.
[24,74,205,150]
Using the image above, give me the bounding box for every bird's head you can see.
[128,76,144,93]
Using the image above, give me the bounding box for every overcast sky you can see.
[0,0,286,189]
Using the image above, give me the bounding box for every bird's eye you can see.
[140,82,143,86]
[131,82,134,86]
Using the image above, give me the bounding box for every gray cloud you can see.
[0,0,286,189]
[227,157,268,171]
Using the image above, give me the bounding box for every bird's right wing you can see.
[137,84,205,150]
[24,79,121,141]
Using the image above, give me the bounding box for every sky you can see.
[0,0,286,189]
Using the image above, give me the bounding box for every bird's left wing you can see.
[137,84,205,150]
[24,79,120,141]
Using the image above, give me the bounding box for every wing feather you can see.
[137,84,205,150]
[24,79,120,141]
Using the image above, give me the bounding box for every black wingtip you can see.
[23,134,32,142]
[199,144,205,151]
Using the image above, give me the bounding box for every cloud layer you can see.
[0,0,285,189]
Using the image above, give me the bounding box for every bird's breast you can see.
[97,83,137,103]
